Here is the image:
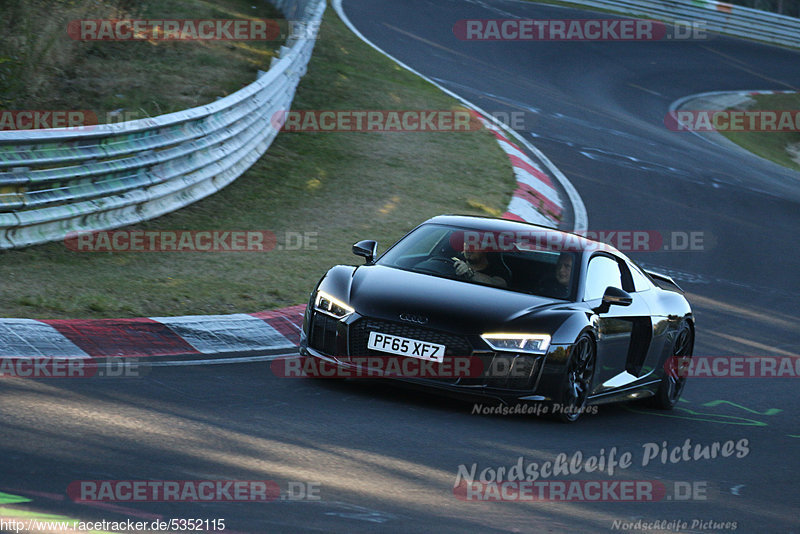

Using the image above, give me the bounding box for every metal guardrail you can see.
[557,0,800,48]
[0,0,325,249]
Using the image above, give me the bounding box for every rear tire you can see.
[652,321,693,409]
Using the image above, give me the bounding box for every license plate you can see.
[367,332,445,363]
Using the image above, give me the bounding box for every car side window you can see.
[583,255,623,301]
[629,262,652,292]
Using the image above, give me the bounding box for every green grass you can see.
[718,93,800,172]
[0,1,514,319]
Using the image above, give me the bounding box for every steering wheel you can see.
[414,256,457,275]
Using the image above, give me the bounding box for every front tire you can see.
[652,320,693,409]
[555,332,596,423]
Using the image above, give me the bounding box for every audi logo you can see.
[399,313,428,325]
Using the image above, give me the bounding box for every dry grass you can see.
[0,0,282,119]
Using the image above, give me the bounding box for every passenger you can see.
[536,252,573,298]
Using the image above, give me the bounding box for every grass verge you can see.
[0,1,514,319]
[718,93,800,172]
[0,0,283,117]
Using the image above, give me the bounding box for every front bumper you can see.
[299,308,572,403]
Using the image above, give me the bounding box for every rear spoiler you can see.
[644,269,684,293]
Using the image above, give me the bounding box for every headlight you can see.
[481,333,551,354]
[314,290,354,319]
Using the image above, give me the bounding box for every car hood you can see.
[346,265,563,333]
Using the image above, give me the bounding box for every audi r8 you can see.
[299,215,694,422]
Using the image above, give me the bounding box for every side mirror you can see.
[594,287,633,314]
[352,240,377,263]
[602,286,633,307]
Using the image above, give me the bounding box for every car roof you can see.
[423,214,624,256]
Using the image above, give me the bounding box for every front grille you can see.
[308,311,341,356]
[348,318,474,384]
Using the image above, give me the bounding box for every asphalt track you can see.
[1,1,799,533]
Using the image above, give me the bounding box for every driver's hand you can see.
[452,257,472,277]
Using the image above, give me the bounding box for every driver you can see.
[452,246,507,288]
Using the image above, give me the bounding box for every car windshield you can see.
[377,223,579,299]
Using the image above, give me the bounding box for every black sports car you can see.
[299,215,694,421]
